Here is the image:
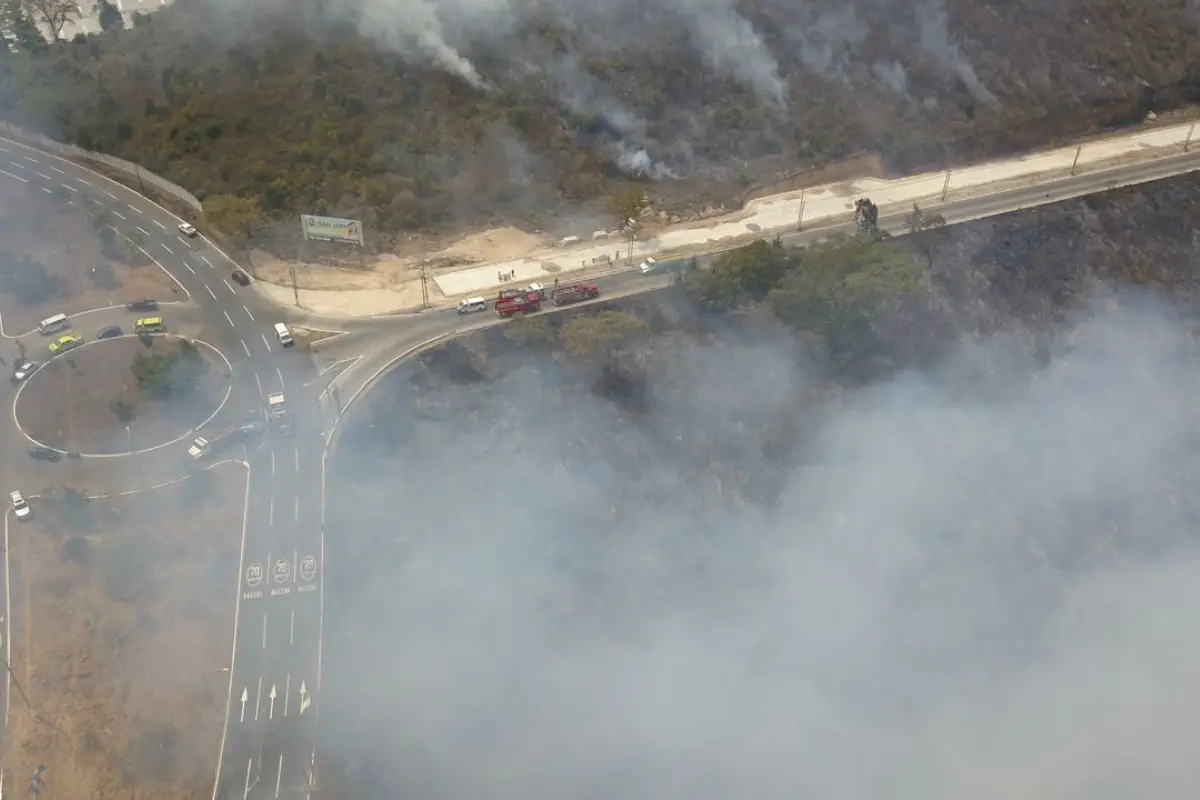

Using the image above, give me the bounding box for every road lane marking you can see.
[75,176,91,185]
[269,497,274,526]
[244,305,255,321]
[48,165,63,174]
[294,497,299,522]
[275,754,284,799]
[270,449,275,475]
[22,155,38,163]
[128,204,141,214]
[223,310,235,327]
[0,146,9,152]
[276,367,285,389]
[244,759,253,800]
[241,339,252,358]
[61,182,76,191]
[177,235,192,248]
[261,613,267,648]
[183,261,195,275]
[85,195,100,204]
[284,673,291,716]
[4,161,21,169]
[294,446,299,473]
[205,284,217,299]
[136,226,150,237]
[255,372,264,396]
[289,609,295,645]
[160,242,173,255]
[223,278,236,293]
[103,189,117,199]
[35,172,49,180]
[0,170,26,183]
[152,219,166,230]
[261,333,271,350]
[39,186,50,193]
[201,255,214,268]
[254,676,262,721]
[111,210,125,220]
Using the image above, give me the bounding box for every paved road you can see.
[0,121,1196,800]
[0,138,325,800]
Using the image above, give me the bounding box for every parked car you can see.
[128,299,158,312]
[28,446,60,462]
[9,490,30,521]
[178,222,198,237]
[231,270,251,286]
[97,325,123,339]
[48,333,84,354]
[12,360,36,383]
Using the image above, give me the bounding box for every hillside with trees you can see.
[1,0,1197,248]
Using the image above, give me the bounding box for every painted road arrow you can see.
[240,687,248,723]
[269,684,277,720]
[299,681,311,715]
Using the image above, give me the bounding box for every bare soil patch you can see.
[5,464,244,800]
[0,186,177,334]
[16,336,230,454]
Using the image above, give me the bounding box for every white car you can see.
[638,257,658,274]
[12,360,36,383]
[178,222,198,237]
[187,437,209,459]
[9,491,30,521]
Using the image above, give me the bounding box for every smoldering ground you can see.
[324,290,1200,798]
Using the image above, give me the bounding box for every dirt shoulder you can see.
[5,463,245,800]
[0,186,176,336]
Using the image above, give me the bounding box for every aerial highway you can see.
[0,116,1195,800]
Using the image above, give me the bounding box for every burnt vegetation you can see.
[0,0,1197,247]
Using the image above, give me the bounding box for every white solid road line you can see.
[244,305,255,322]
[261,333,271,350]
[261,613,267,648]
[103,189,117,199]
[243,759,253,800]
[61,182,76,191]
[276,367,285,388]
[224,310,235,327]
[223,278,236,294]
[206,284,217,300]
[241,339,252,358]
[275,754,284,799]
[184,261,195,275]
[161,242,173,255]
[0,170,26,183]
[153,219,167,230]
[136,226,150,236]
[111,210,125,220]
[128,204,142,214]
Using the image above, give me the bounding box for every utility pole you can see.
[796,188,806,231]
[941,166,952,201]
[420,264,429,309]
[1186,122,1197,152]
[289,267,300,307]
[1070,141,1083,175]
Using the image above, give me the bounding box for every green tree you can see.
[203,194,265,243]
[3,0,46,52]
[0,255,64,306]
[609,187,649,226]
[686,239,790,310]
[854,197,879,235]
[561,310,648,360]
[109,396,134,422]
[131,341,208,398]
[503,316,556,349]
[93,0,122,30]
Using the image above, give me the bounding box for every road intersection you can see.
[0,117,1193,800]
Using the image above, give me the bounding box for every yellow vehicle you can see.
[48,333,83,354]
[134,317,166,333]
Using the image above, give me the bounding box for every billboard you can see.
[300,215,364,246]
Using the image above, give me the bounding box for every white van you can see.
[458,297,488,315]
[274,322,294,347]
[37,313,69,335]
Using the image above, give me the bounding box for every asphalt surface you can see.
[0,126,1195,800]
[0,137,324,800]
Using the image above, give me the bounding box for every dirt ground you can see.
[16,336,230,454]
[0,187,177,334]
[4,463,245,800]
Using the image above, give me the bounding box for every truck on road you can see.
[551,282,599,306]
[495,291,542,317]
[188,426,239,460]
[266,392,294,437]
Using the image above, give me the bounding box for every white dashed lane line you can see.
[160,242,173,255]
[23,156,38,164]
[223,278,236,294]
[35,172,50,180]
[277,367,285,389]
[153,219,167,230]
[48,165,63,174]
[102,189,117,199]
[183,261,195,275]
[39,187,50,194]
[75,177,91,186]
[128,204,141,214]
[241,340,252,358]
[1,170,27,183]
[244,305,255,322]
[0,146,9,153]
[112,211,125,220]
[200,255,214,269]
[176,236,192,248]
[206,285,217,300]
[223,310,235,327]
[136,226,150,237]
[261,333,271,350]
[62,183,76,192]
[4,161,21,169]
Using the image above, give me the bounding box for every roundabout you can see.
[12,334,233,457]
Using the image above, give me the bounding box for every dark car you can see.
[240,420,265,438]
[28,446,61,462]
[231,270,251,286]
[97,325,123,339]
[128,299,158,312]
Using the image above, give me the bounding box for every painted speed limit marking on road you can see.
[299,555,317,582]
[246,562,263,587]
